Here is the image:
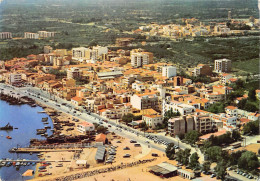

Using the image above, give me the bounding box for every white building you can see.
[24,32,39,39]
[214,59,231,73]
[162,66,177,78]
[132,82,146,92]
[72,47,90,60]
[0,32,12,39]
[130,93,159,111]
[162,99,195,116]
[131,52,153,67]
[77,121,95,133]
[225,106,238,117]
[38,31,55,38]
[92,46,108,57]
[67,67,81,79]
[221,73,233,85]
[142,114,163,129]
[9,73,22,84]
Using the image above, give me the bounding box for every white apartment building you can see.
[92,46,108,57]
[9,73,22,84]
[162,66,177,78]
[142,114,163,129]
[162,99,195,116]
[225,106,238,117]
[67,67,81,79]
[38,31,55,38]
[130,93,159,111]
[214,58,231,73]
[131,52,153,67]
[24,32,39,39]
[221,73,233,85]
[132,82,146,92]
[0,32,12,39]
[72,47,90,60]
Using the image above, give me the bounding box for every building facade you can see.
[214,59,231,73]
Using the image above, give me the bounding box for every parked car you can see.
[123,154,131,158]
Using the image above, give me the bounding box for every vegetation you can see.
[242,120,259,135]
[48,69,67,79]
[122,113,142,124]
[238,151,259,172]
[189,152,200,170]
[184,130,201,145]
[165,143,175,160]
[202,161,211,173]
[0,0,258,71]
[93,123,108,134]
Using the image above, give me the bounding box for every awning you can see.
[22,169,34,176]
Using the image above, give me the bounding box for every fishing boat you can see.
[42,117,48,122]
[44,122,49,125]
[36,129,47,134]
[12,162,16,166]
[16,165,20,170]
[0,161,6,167]
[0,123,13,130]
[6,136,12,139]
[44,126,51,129]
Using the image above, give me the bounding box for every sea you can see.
[0,99,53,181]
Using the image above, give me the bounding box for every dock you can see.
[9,148,83,153]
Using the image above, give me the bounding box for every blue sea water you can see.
[0,99,53,181]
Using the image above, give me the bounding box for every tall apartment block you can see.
[131,52,153,67]
[214,58,231,73]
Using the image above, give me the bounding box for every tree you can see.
[189,152,199,170]
[248,88,256,101]
[214,160,227,180]
[185,130,201,145]
[229,150,245,165]
[231,130,241,141]
[205,146,222,162]
[176,149,184,163]
[238,151,259,171]
[243,120,259,135]
[165,143,175,160]
[182,148,191,166]
[202,161,211,173]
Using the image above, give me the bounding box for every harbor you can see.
[0,98,54,181]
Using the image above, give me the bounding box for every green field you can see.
[233,58,259,75]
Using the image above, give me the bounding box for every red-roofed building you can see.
[95,133,108,144]
[239,117,250,125]
[77,121,95,133]
[71,96,83,106]
[199,129,227,141]
[225,106,238,117]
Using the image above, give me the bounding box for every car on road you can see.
[130,140,137,143]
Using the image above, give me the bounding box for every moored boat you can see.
[0,123,13,130]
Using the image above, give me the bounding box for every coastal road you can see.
[0,84,200,156]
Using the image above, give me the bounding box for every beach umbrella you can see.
[22,169,34,176]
